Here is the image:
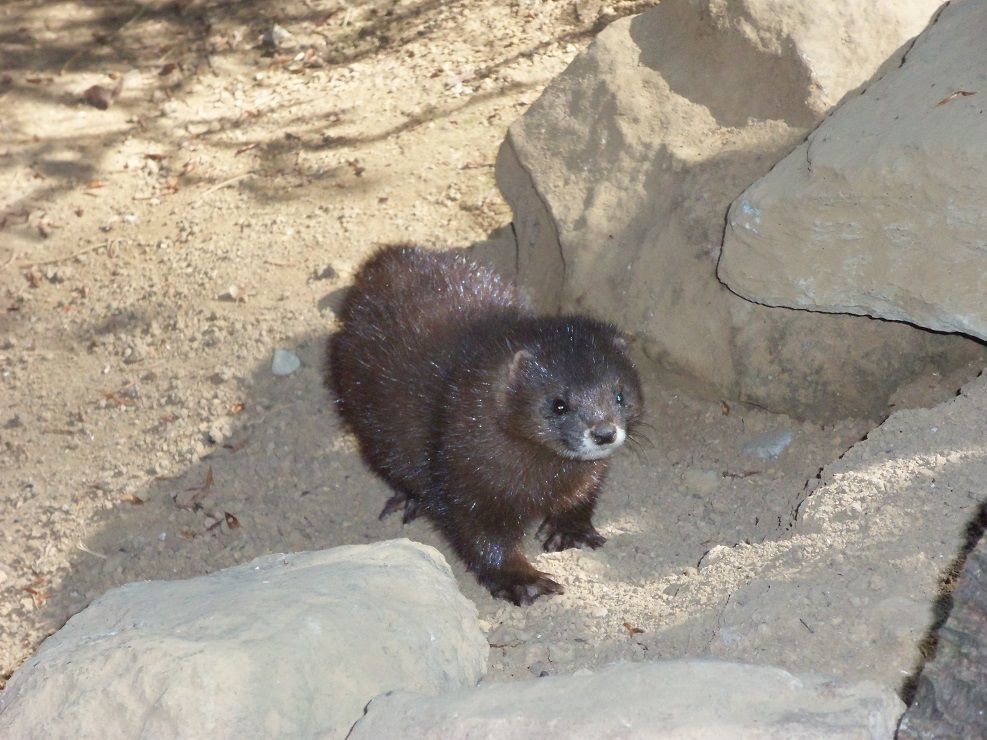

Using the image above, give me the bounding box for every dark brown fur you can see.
[328,246,643,604]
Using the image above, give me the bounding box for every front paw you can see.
[539,521,607,552]
[489,571,563,606]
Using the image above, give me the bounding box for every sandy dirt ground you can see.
[0,0,982,691]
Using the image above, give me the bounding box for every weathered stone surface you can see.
[672,372,987,690]
[898,531,987,738]
[350,660,904,739]
[0,540,488,739]
[720,0,987,342]
[495,0,985,421]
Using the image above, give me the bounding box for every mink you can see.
[328,245,643,604]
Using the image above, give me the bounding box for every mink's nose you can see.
[592,425,617,446]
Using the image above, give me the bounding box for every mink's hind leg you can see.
[539,494,607,552]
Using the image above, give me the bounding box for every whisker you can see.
[628,430,654,448]
[634,419,658,433]
[625,436,650,463]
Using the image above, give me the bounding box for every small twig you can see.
[722,470,762,479]
[0,249,16,271]
[77,541,108,559]
[196,171,257,202]
[263,259,293,267]
[19,241,109,268]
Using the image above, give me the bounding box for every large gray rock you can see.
[350,660,904,739]
[898,531,987,738]
[720,0,987,342]
[496,0,985,421]
[0,540,488,739]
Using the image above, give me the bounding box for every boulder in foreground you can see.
[350,659,904,739]
[0,540,488,739]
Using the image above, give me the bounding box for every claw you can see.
[540,522,607,552]
[378,492,405,520]
[491,572,563,605]
[379,491,421,522]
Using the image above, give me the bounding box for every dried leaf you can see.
[102,390,135,407]
[174,466,214,509]
[224,511,240,529]
[223,437,249,453]
[24,266,43,287]
[22,585,49,607]
[185,466,214,493]
[622,622,644,636]
[720,401,730,416]
[173,465,214,509]
[230,402,246,414]
[121,492,145,505]
[936,90,977,106]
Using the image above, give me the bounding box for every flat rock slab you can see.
[0,539,488,739]
[720,0,987,341]
[678,372,987,689]
[350,659,904,739]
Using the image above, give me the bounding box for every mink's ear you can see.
[508,349,535,384]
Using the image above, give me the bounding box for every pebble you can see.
[271,348,301,376]
[261,24,295,49]
[741,429,794,459]
[207,419,232,444]
[212,367,234,384]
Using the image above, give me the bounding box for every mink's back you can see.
[328,245,528,497]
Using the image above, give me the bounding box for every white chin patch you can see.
[565,426,627,461]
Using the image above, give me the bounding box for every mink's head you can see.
[502,316,643,461]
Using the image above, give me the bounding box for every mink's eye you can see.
[552,399,569,415]
[615,390,625,406]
